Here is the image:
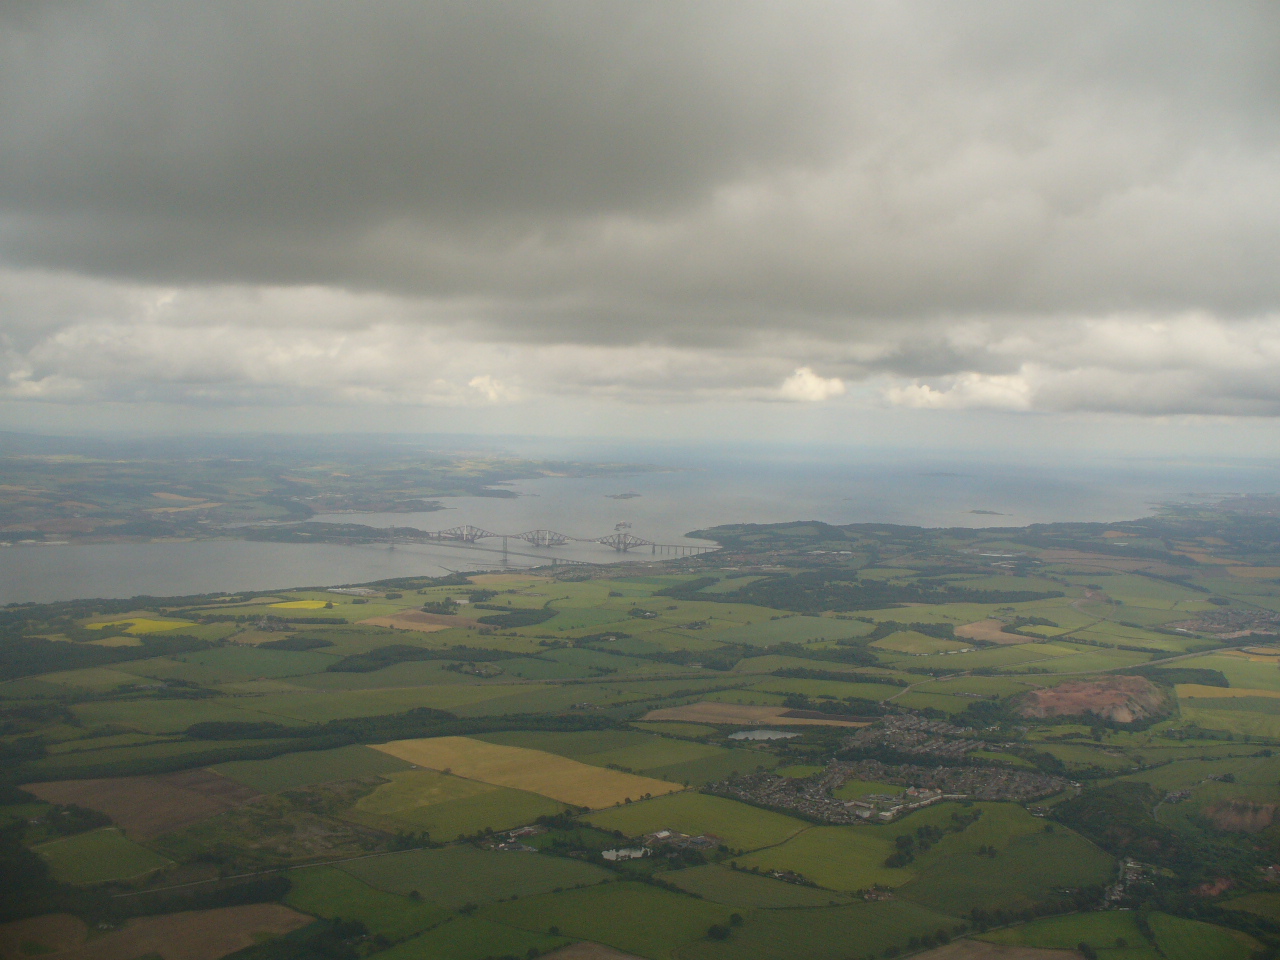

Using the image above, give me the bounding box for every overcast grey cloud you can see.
[1,2,1279,426]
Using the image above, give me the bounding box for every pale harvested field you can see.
[0,905,310,960]
[372,736,682,808]
[1221,649,1280,663]
[26,769,260,839]
[1172,550,1235,565]
[915,941,1081,960]
[642,701,867,727]
[1228,567,1280,578]
[956,619,1030,645]
[359,610,482,631]
[1177,684,1280,699]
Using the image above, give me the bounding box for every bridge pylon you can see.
[515,529,570,547]
[593,532,657,552]
[433,524,500,542]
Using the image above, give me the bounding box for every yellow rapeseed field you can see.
[371,736,682,809]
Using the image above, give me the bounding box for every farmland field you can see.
[678,900,963,960]
[340,845,612,909]
[346,769,566,838]
[981,910,1259,960]
[376,917,569,960]
[3,510,1276,960]
[872,631,972,655]
[900,818,1113,914]
[36,827,171,884]
[710,617,871,646]
[662,863,849,907]
[285,866,450,939]
[585,791,808,850]
[1222,891,1280,923]
[214,744,413,792]
[25,768,261,838]
[737,825,911,890]
[481,880,733,960]
[979,911,1161,958]
[371,737,683,808]
[0,904,313,960]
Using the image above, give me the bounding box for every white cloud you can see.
[885,372,1032,410]
[467,374,515,403]
[0,5,1278,432]
[777,367,847,403]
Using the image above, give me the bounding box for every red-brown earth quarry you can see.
[1017,676,1166,723]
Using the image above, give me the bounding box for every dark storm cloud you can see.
[0,2,848,282]
[2,2,1280,416]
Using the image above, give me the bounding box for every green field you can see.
[631,721,720,738]
[584,791,808,851]
[481,880,733,960]
[663,864,849,908]
[1222,890,1280,923]
[981,909,1258,960]
[872,631,971,655]
[339,845,611,909]
[1183,654,1280,691]
[374,917,568,960]
[678,900,962,960]
[709,617,871,647]
[36,828,171,885]
[346,769,567,839]
[647,751,782,787]
[19,736,297,781]
[737,825,910,891]
[285,866,450,939]
[908,643,1075,672]
[10,510,1280,960]
[900,818,1113,914]
[71,697,300,733]
[473,728,732,774]
[890,692,973,713]
[214,744,413,792]
[980,910,1160,959]
[748,678,899,701]
[1179,701,1280,738]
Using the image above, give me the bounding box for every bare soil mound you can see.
[1017,676,1166,723]
[26,769,260,839]
[1207,800,1276,833]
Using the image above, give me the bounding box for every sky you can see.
[1,2,1279,457]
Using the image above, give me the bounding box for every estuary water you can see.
[3,453,1277,604]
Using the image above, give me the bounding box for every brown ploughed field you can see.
[25,769,261,839]
[0,905,310,960]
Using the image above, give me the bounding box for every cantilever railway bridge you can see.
[379,523,715,557]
